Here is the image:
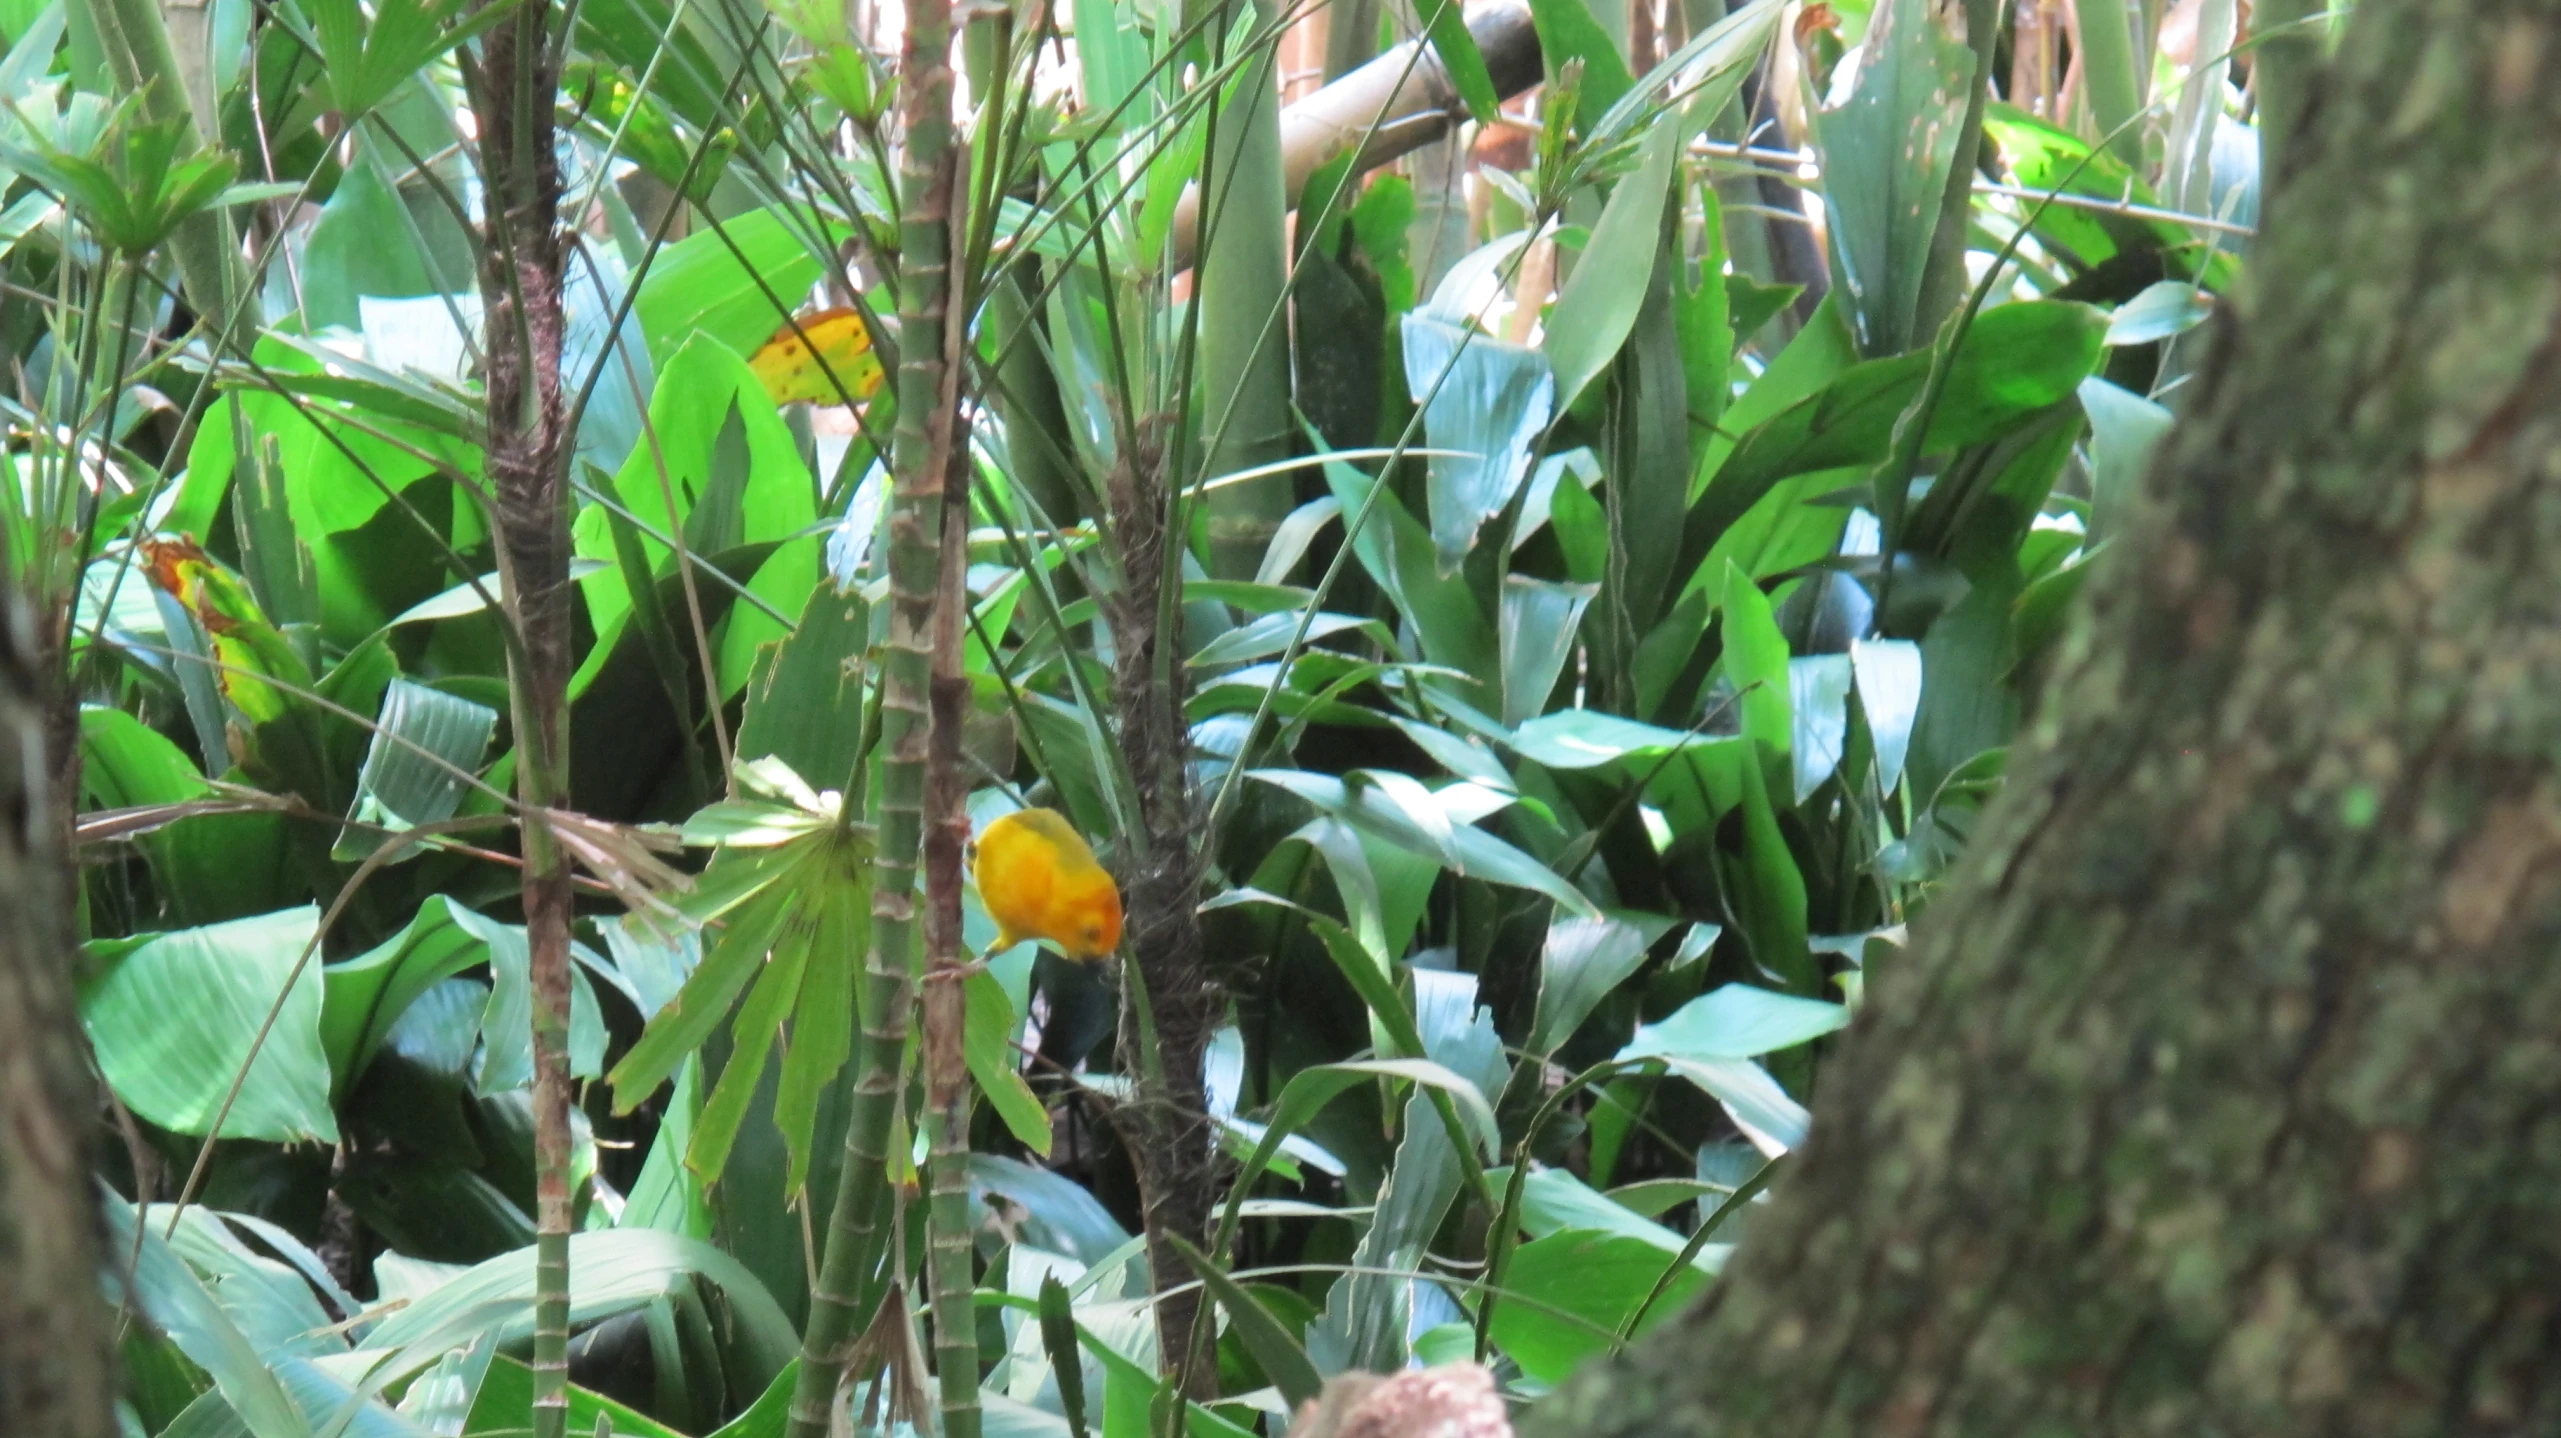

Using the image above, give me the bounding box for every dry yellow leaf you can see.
[747,306,886,406]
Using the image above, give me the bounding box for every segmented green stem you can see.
[785,0,959,1426]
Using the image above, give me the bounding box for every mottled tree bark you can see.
[1529,3,2561,1434]
[463,5,573,1434]
[1104,421,1223,1398]
[0,578,114,1435]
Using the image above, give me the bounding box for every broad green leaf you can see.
[1813,0,1976,356]
[1788,654,1854,802]
[1685,301,2106,578]
[1849,637,1923,793]
[1721,561,1793,763]
[336,678,496,860]
[1163,1236,1322,1410]
[456,907,608,1088]
[1725,757,1812,993]
[1401,314,1555,574]
[358,1228,797,1391]
[735,580,869,789]
[1320,448,1497,688]
[1071,0,1144,125]
[967,968,1053,1156]
[105,1199,315,1438]
[972,1154,1132,1266]
[1416,0,1500,123]
[1498,576,1597,728]
[1657,1055,1810,1154]
[2079,376,2174,542]
[2106,281,2213,345]
[461,1354,686,1437]
[1527,0,1634,127]
[573,335,821,698]
[1529,914,1652,1055]
[1546,117,1681,412]
[1249,770,1596,915]
[632,207,837,367]
[1487,1229,1707,1383]
[321,895,485,1085]
[83,907,338,1142]
[1493,1166,1715,1264]
[148,1206,344,1360]
[1510,710,1723,769]
[1619,983,1850,1060]
[620,1056,713,1239]
[1905,571,2018,807]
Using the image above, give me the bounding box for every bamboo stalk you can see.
[921,336,982,1438]
[1195,0,1296,580]
[786,0,961,1425]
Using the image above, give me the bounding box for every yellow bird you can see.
[970,808,1123,963]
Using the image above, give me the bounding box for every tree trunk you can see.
[464,6,574,1434]
[0,585,114,1436]
[1103,420,1225,1398]
[1528,2,2561,1434]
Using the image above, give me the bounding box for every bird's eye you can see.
[1083,923,1103,946]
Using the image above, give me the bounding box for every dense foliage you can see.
[0,0,2277,1428]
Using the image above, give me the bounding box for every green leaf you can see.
[1545,116,1680,412]
[305,0,512,118]
[321,896,487,1086]
[608,885,794,1110]
[83,908,338,1142]
[620,1055,713,1238]
[1788,654,1854,802]
[1218,1058,1500,1250]
[736,580,869,789]
[574,335,820,697]
[967,968,1053,1155]
[1529,914,1655,1055]
[687,911,811,1183]
[1510,710,1726,769]
[1723,756,1812,993]
[335,678,496,859]
[1498,575,1597,728]
[1619,983,1850,1060]
[1812,0,1977,356]
[971,1155,1133,1266]
[1163,1236,1322,1410]
[2106,280,2213,345]
[1038,1276,1092,1438]
[2079,376,2173,542]
[1905,571,2018,807]
[632,207,839,367]
[1417,0,1500,123]
[1487,1229,1707,1383]
[461,1354,688,1437]
[1527,0,1634,128]
[105,1198,315,1438]
[359,1229,797,1392]
[1248,770,1597,916]
[1655,1055,1810,1154]
[1849,637,1923,794]
[1686,302,2107,572]
[1401,315,1556,574]
[1720,560,1792,763]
